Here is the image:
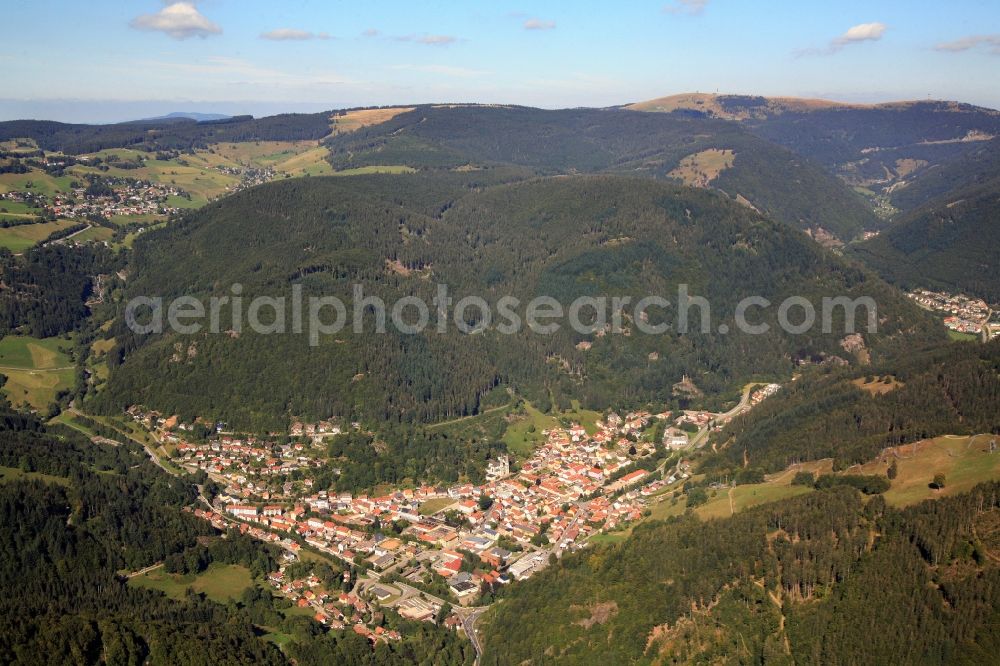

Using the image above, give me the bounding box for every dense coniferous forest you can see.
[0,244,123,337]
[480,483,1000,664]
[853,180,1000,301]
[0,113,332,154]
[886,137,1000,211]
[90,173,937,431]
[740,101,1000,185]
[323,105,877,239]
[707,339,1000,474]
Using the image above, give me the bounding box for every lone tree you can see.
[932,473,946,490]
[887,461,898,480]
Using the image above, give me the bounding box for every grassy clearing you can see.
[0,219,78,252]
[109,213,164,226]
[91,337,116,356]
[668,149,736,188]
[849,435,1000,507]
[131,563,254,603]
[274,146,334,176]
[852,375,904,395]
[0,201,42,215]
[331,165,416,176]
[948,330,980,342]
[418,497,457,515]
[502,402,560,457]
[0,465,70,486]
[0,335,72,369]
[49,411,101,438]
[1,367,74,410]
[0,335,75,409]
[501,400,602,458]
[330,108,414,135]
[698,481,812,520]
[587,532,628,546]
[0,172,75,197]
[73,225,114,243]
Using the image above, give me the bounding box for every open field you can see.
[130,563,254,603]
[0,172,76,197]
[72,225,114,243]
[0,465,70,486]
[331,165,416,176]
[49,411,101,439]
[0,218,78,251]
[330,108,414,134]
[849,434,1000,506]
[0,367,75,410]
[273,145,334,176]
[210,141,321,168]
[948,330,980,342]
[0,335,75,409]
[0,201,43,215]
[501,400,603,458]
[851,375,904,395]
[418,497,457,515]
[667,148,736,188]
[502,402,562,457]
[0,335,72,369]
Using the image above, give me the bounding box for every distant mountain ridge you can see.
[138,111,232,122]
[629,93,1000,211]
[627,92,1000,120]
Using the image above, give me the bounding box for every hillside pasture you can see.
[130,563,255,603]
[667,149,735,188]
[0,219,79,251]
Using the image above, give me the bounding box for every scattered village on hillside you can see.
[908,288,996,338]
[124,386,781,637]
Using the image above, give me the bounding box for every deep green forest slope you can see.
[324,106,877,239]
[852,180,1000,301]
[92,173,936,430]
[481,482,1000,665]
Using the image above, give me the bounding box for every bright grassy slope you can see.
[0,335,75,410]
[0,465,70,486]
[0,218,78,252]
[502,400,602,458]
[853,434,1000,506]
[625,435,999,539]
[130,563,254,603]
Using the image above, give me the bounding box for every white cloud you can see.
[524,18,556,31]
[129,2,221,40]
[797,22,887,56]
[832,22,887,48]
[396,34,458,46]
[935,34,1000,55]
[260,29,330,41]
[362,28,380,38]
[663,0,708,16]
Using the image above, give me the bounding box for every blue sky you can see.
[2,0,999,122]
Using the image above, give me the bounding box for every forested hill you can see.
[92,172,937,431]
[851,179,1000,301]
[0,112,332,154]
[887,137,1000,212]
[323,105,877,240]
[480,482,1000,665]
[629,94,1000,216]
[0,404,282,664]
[708,339,1000,474]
